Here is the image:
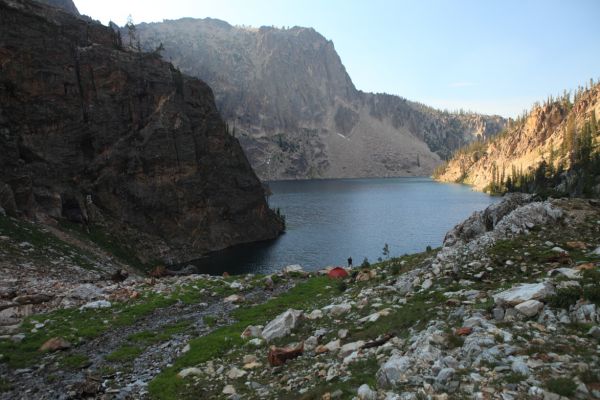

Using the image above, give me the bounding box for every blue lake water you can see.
[187,177,499,275]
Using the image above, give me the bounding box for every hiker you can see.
[347,257,353,268]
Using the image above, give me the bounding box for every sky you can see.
[74,0,600,118]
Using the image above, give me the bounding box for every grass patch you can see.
[59,353,91,370]
[547,268,600,308]
[0,215,98,270]
[128,321,191,345]
[0,292,176,368]
[148,276,341,400]
[203,315,218,328]
[58,220,150,271]
[0,377,11,392]
[505,373,526,384]
[545,377,577,397]
[446,332,465,349]
[473,298,495,312]
[351,301,430,342]
[580,369,599,384]
[98,365,117,376]
[295,357,379,399]
[547,287,581,308]
[105,345,143,362]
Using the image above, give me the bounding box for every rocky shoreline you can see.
[1,194,599,399]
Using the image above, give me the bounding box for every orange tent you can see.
[328,267,348,279]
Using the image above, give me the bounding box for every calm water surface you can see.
[188,177,499,275]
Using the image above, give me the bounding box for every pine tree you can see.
[548,141,556,170]
[505,176,513,192]
[591,112,598,136]
[564,115,576,163]
[576,122,593,166]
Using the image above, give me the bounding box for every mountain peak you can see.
[133,18,506,180]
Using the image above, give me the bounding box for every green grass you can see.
[98,365,117,376]
[58,220,150,271]
[580,369,599,384]
[147,254,435,400]
[148,276,341,400]
[294,357,379,399]
[59,353,91,370]
[504,373,526,384]
[0,292,176,368]
[351,298,431,342]
[0,377,11,393]
[547,268,600,308]
[105,345,143,362]
[547,287,581,308]
[545,377,577,397]
[127,321,191,345]
[446,331,465,349]
[202,315,218,327]
[0,215,98,270]
[0,271,236,370]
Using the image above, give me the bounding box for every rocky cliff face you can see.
[35,0,79,15]
[436,84,600,191]
[133,19,506,180]
[0,0,283,264]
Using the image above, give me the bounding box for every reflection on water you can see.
[186,177,499,275]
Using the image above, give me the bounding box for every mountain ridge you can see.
[435,82,600,195]
[132,18,506,180]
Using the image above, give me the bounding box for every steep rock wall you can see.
[0,0,283,264]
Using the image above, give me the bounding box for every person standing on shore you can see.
[347,257,353,268]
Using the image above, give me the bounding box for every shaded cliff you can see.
[0,0,283,264]
[35,0,79,15]
[435,82,600,194]
[133,19,506,180]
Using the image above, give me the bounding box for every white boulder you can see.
[515,299,544,317]
[261,309,303,342]
[283,264,303,273]
[79,300,111,310]
[357,384,377,400]
[376,355,411,388]
[339,340,365,358]
[323,303,352,317]
[493,282,555,306]
[177,367,202,378]
[227,366,246,379]
[241,325,263,339]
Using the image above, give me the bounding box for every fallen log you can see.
[360,333,394,349]
[268,341,304,366]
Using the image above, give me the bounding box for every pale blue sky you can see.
[75,0,600,118]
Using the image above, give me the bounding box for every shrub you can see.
[505,373,526,384]
[580,369,599,384]
[547,287,581,309]
[446,332,465,349]
[545,377,577,397]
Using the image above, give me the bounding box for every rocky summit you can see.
[1,191,599,399]
[132,19,506,180]
[0,0,283,264]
